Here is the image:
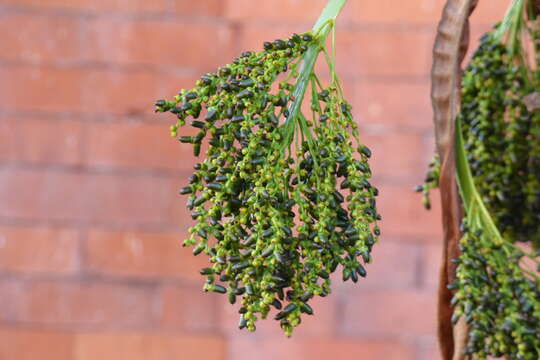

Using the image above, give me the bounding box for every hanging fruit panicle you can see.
[451,219,540,359]
[419,31,540,243]
[458,32,540,246]
[449,29,540,359]
[420,3,540,358]
[155,0,379,337]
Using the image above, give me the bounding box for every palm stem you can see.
[283,0,347,146]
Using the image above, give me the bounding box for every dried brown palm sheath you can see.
[534,0,540,15]
[431,0,478,359]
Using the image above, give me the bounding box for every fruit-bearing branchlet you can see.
[450,219,540,359]
[156,32,380,336]
[421,27,540,359]
[422,32,540,245]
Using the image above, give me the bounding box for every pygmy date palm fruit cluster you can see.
[421,20,540,359]
[458,32,540,248]
[451,219,540,359]
[420,30,540,246]
[155,26,379,336]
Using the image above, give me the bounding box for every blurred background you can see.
[0,1,508,359]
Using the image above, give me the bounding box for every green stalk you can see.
[455,117,502,241]
[456,116,540,276]
[494,0,526,56]
[281,0,347,148]
[312,0,347,32]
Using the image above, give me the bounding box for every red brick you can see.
[225,0,327,23]
[351,1,506,26]
[376,183,443,239]
[417,339,440,360]
[0,65,83,112]
[351,1,446,24]
[341,289,437,337]
[423,243,444,289]
[354,80,432,130]
[85,230,211,281]
[228,0,507,26]
[362,132,428,180]
[159,285,219,332]
[352,30,433,77]
[0,329,74,360]
[0,65,197,116]
[341,240,420,290]
[0,169,175,226]
[0,0,167,13]
[0,118,17,162]
[82,69,154,116]
[85,122,189,170]
[0,280,24,321]
[471,2,510,25]
[83,18,233,69]
[0,226,78,275]
[81,69,197,116]
[18,119,82,165]
[15,281,154,327]
[172,0,224,17]
[74,333,226,360]
[0,14,82,63]
[228,337,415,360]
[423,133,437,163]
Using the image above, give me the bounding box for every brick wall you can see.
[0,1,506,359]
